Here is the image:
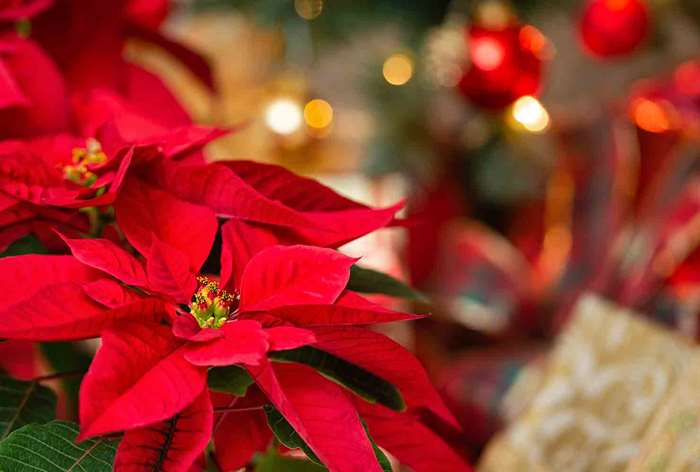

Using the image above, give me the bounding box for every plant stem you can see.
[33,369,86,382]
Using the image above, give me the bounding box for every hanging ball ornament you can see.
[578,0,649,58]
[457,22,548,110]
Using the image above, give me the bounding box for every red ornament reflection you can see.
[579,0,649,58]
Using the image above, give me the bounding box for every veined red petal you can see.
[154,161,318,227]
[116,178,217,272]
[357,402,473,472]
[266,326,316,351]
[61,235,147,287]
[0,283,168,341]
[224,160,403,246]
[172,315,223,342]
[302,203,404,248]
[114,389,213,472]
[220,218,280,292]
[0,254,101,305]
[82,278,142,308]
[250,361,382,472]
[214,408,271,471]
[311,327,461,429]
[79,321,207,439]
[183,320,268,366]
[268,291,423,326]
[146,237,197,304]
[223,160,369,212]
[239,245,355,312]
[0,35,69,139]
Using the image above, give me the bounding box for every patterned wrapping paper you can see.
[479,294,695,472]
[626,351,700,472]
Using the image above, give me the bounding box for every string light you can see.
[264,98,303,135]
[304,99,333,129]
[383,53,414,86]
[511,95,550,133]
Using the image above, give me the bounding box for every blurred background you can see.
[129,0,700,469]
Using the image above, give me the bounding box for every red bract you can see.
[31,0,212,96]
[0,0,52,22]
[0,33,69,138]
[151,159,404,287]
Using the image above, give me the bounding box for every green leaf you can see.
[0,421,117,471]
[207,365,254,396]
[364,422,392,472]
[264,405,323,466]
[0,374,57,439]
[269,346,405,411]
[264,407,393,472]
[347,265,426,302]
[0,235,48,257]
[254,449,326,472]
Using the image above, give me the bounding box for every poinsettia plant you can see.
[0,1,472,471]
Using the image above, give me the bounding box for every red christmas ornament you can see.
[579,0,649,58]
[458,24,545,110]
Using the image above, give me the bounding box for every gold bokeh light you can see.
[304,99,334,129]
[383,53,414,86]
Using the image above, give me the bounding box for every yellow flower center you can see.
[190,276,239,328]
[64,138,107,187]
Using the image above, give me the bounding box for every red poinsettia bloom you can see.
[0,229,436,470]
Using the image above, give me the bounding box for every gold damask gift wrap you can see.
[479,294,694,472]
[626,351,700,472]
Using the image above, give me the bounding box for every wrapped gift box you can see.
[479,294,695,472]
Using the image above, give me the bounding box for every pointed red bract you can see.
[183,320,269,366]
[82,278,143,308]
[146,237,197,304]
[114,389,213,472]
[220,218,279,291]
[266,326,317,351]
[61,235,148,287]
[157,162,316,226]
[251,361,382,472]
[115,178,217,271]
[357,402,473,472]
[214,408,272,471]
[0,254,101,304]
[79,321,207,438]
[0,34,69,139]
[0,283,165,340]
[239,245,354,312]
[311,327,461,429]
[220,160,403,247]
[172,315,223,342]
[267,290,423,326]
